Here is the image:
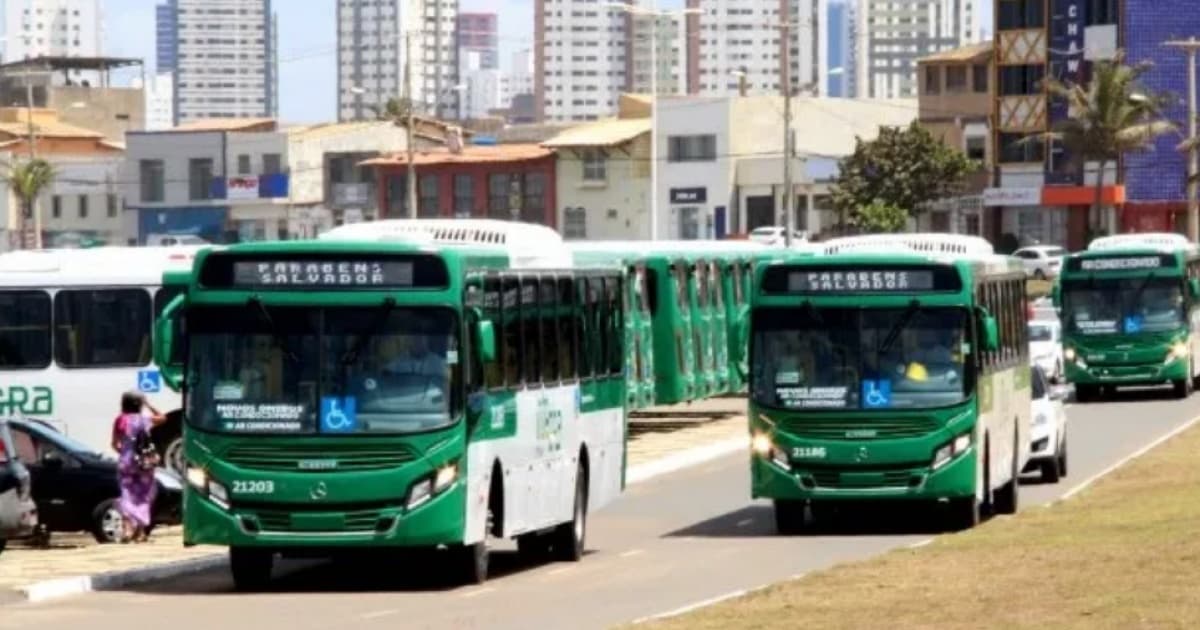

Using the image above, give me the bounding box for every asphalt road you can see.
[3,388,1196,630]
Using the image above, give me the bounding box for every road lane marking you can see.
[358,610,397,620]
[460,587,495,598]
[736,518,754,528]
[1060,412,1200,501]
[631,582,774,624]
[907,538,934,549]
[619,549,645,558]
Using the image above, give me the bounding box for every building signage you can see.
[1046,0,1085,185]
[232,260,414,287]
[983,187,1042,207]
[227,176,260,200]
[670,187,707,204]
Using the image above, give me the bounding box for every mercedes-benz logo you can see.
[857,446,869,460]
[310,481,327,500]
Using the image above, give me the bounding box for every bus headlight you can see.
[751,432,772,456]
[433,462,458,493]
[1166,342,1189,364]
[932,432,972,470]
[1064,347,1075,362]
[406,479,433,510]
[186,466,229,510]
[407,459,461,511]
[186,466,207,490]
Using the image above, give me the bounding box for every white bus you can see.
[0,246,205,472]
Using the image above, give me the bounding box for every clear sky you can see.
[99,0,991,124]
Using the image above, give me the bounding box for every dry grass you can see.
[640,422,1200,630]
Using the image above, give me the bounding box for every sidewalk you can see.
[0,401,746,603]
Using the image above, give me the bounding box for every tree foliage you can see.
[852,200,909,233]
[832,121,976,218]
[3,158,54,218]
[371,97,413,122]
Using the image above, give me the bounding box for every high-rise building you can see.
[502,48,534,109]
[629,12,690,97]
[855,0,979,99]
[460,50,502,119]
[138,71,175,131]
[535,0,632,122]
[827,0,854,97]
[3,0,102,69]
[458,12,498,70]
[337,0,460,122]
[169,0,277,125]
[155,1,177,72]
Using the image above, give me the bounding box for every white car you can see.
[748,226,808,246]
[1029,319,1063,382]
[1014,245,1067,280]
[1025,365,1068,483]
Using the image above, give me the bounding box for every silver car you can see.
[0,418,38,555]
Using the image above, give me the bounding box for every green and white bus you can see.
[1054,233,1200,401]
[748,234,1031,532]
[156,220,628,589]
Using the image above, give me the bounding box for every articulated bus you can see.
[156,220,628,589]
[1053,233,1200,401]
[0,246,203,473]
[569,241,777,408]
[748,234,1031,532]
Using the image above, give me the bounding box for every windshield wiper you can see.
[247,296,299,363]
[1129,272,1155,308]
[878,299,921,354]
[341,297,397,365]
[800,300,823,325]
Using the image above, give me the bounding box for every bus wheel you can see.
[551,463,588,562]
[229,547,274,592]
[517,533,552,561]
[1175,365,1194,399]
[1074,384,1097,403]
[947,496,981,531]
[992,429,1020,515]
[773,500,806,535]
[453,542,489,585]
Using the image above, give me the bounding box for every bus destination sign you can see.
[1077,256,1165,272]
[787,269,936,293]
[233,260,415,287]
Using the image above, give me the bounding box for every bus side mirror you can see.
[476,320,497,363]
[1190,278,1200,299]
[155,294,186,391]
[979,309,1000,352]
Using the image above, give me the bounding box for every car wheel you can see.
[164,435,185,476]
[1057,434,1069,478]
[91,499,125,544]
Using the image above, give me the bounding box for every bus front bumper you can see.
[1065,355,1188,386]
[182,483,465,549]
[750,447,976,502]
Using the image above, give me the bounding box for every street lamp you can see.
[603,3,701,241]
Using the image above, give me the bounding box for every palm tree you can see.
[1028,51,1174,235]
[370,97,413,122]
[3,158,55,249]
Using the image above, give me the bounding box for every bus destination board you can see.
[232,260,414,287]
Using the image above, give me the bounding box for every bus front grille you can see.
[249,508,391,533]
[779,417,939,440]
[808,469,918,490]
[225,444,418,472]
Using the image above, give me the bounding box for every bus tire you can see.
[551,462,588,562]
[453,542,489,585]
[1074,384,1098,403]
[948,496,981,531]
[229,547,273,592]
[1174,366,1193,399]
[773,500,805,535]
[992,428,1020,515]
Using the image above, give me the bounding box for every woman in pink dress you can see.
[111,392,166,543]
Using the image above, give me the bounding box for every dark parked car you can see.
[0,419,38,554]
[6,418,182,544]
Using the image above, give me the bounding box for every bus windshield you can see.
[1062,277,1185,336]
[751,306,971,411]
[185,305,461,435]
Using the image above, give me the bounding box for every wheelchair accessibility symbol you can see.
[137,370,162,393]
[320,397,357,433]
[862,380,892,409]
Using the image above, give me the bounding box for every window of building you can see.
[678,207,700,240]
[188,158,214,201]
[667,135,717,162]
[924,66,940,94]
[262,153,282,175]
[139,159,165,202]
[54,289,152,368]
[564,207,586,239]
[77,194,88,218]
[237,154,251,174]
[966,135,987,161]
[581,149,606,181]
[488,173,511,217]
[998,132,1044,164]
[453,174,473,218]
[999,65,1045,96]
[51,195,61,219]
[946,66,967,92]
[0,290,51,369]
[522,172,546,223]
[418,174,439,217]
[973,63,989,93]
[997,0,1045,30]
[107,193,118,218]
[1085,0,1118,26]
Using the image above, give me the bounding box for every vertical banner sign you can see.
[1047,0,1085,185]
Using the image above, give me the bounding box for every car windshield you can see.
[751,306,971,411]
[1062,277,1185,335]
[1029,324,1055,342]
[1043,248,1066,257]
[185,305,461,435]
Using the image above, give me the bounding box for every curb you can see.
[13,436,749,605]
[17,553,227,604]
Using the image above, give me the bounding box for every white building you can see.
[501,48,534,109]
[136,71,174,132]
[691,0,827,98]
[337,0,460,122]
[854,0,979,99]
[535,0,632,122]
[460,50,501,120]
[629,12,689,96]
[3,0,103,83]
[171,0,277,125]
[41,157,125,246]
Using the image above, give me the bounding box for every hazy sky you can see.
[98,0,992,124]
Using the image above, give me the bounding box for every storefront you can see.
[984,185,1124,251]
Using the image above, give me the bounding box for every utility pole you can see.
[781,20,794,248]
[1167,38,1200,243]
[405,30,417,219]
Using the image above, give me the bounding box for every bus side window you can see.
[607,275,623,375]
[589,277,606,377]
[55,288,152,368]
[732,262,743,305]
[521,276,541,386]
[673,263,688,311]
[577,277,594,379]
[558,277,577,381]
[501,277,522,387]
[540,277,560,383]
[711,263,724,310]
[483,276,504,389]
[0,290,52,370]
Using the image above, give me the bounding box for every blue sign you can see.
[1046,0,1086,185]
[862,380,892,409]
[137,369,162,393]
[1123,316,1144,334]
[320,397,357,433]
